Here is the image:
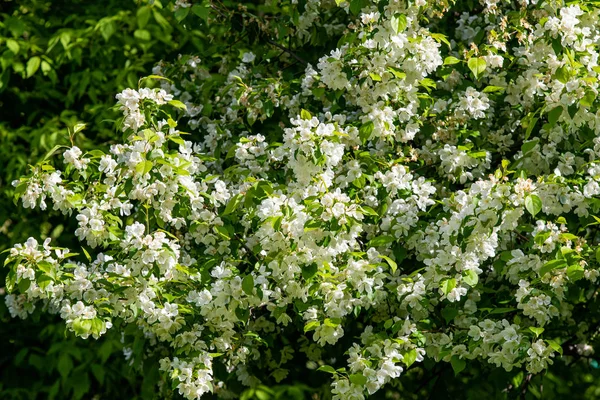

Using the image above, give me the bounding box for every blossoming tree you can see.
[5,0,600,398]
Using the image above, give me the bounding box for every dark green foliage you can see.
[0,1,196,398]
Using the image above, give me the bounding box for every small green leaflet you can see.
[136,160,153,175]
[349,373,367,385]
[222,193,243,216]
[450,356,466,375]
[359,121,374,143]
[26,56,41,78]
[367,235,395,247]
[300,109,312,120]
[521,139,538,155]
[403,349,418,367]
[191,4,209,22]
[169,100,187,110]
[441,307,458,324]
[369,73,382,82]
[529,327,544,337]
[553,66,569,84]
[379,255,397,274]
[443,56,461,65]
[462,270,478,287]
[567,264,585,282]
[317,365,336,374]
[441,278,456,295]
[304,320,320,333]
[546,339,563,355]
[242,274,254,296]
[391,14,407,33]
[525,194,542,217]
[467,57,486,79]
[539,259,566,277]
[548,106,562,127]
[482,85,505,93]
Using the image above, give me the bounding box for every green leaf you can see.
[6,39,19,54]
[174,7,190,21]
[441,278,456,295]
[317,365,336,374]
[137,6,151,28]
[581,90,596,107]
[462,270,478,287]
[57,353,73,379]
[214,225,230,240]
[403,349,418,367]
[567,264,585,282]
[91,364,105,385]
[72,318,92,336]
[488,307,517,314]
[391,14,407,33]
[525,195,542,218]
[222,194,242,216]
[304,320,320,333]
[37,261,53,273]
[521,139,539,155]
[26,56,41,78]
[529,327,544,337]
[359,206,378,216]
[524,115,538,140]
[235,306,249,322]
[450,356,466,375]
[191,5,209,22]
[387,66,406,79]
[136,160,153,175]
[553,66,569,84]
[134,29,151,41]
[302,263,318,280]
[169,100,187,110]
[539,259,567,277]
[482,85,505,93]
[349,373,368,386]
[548,106,563,127]
[359,121,374,143]
[18,278,31,293]
[441,307,458,324]
[467,57,486,79]
[546,339,563,355]
[349,0,367,15]
[367,234,395,247]
[444,56,461,65]
[242,274,254,296]
[369,72,382,82]
[81,247,92,263]
[380,255,397,274]
[430,33,451,48]
[300,109,312,120]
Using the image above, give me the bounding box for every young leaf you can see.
[467,57,486,79]
[525,195,542,218]
[242,274,254,296]
[450,356,466,375]
[391,14,407,33]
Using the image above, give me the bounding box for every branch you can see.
[264,38,308,66]
[520,373,532,399]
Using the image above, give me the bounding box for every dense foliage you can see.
[0,0,198,398]
[6,0,600,399]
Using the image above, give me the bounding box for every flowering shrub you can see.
[6,0,600,398]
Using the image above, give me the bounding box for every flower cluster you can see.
[6,0,600,398]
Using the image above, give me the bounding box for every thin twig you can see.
[520,373,532,399]
[264,38,308,66]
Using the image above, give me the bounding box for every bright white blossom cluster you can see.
[6,0,600,398]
